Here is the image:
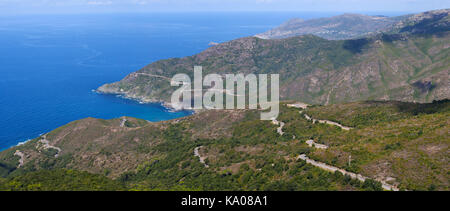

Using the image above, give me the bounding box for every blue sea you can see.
[0,11,402,150]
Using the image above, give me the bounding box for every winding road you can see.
[189,103,400,190]
[302,111,353,131]
[194,146,209,168]
[289,103,399,191]
[297,154,399,191]
[14,150,24,168]
[272,119,285,136]
[132,73,172,81]
[305,139,328,149]
[37,135,62,158]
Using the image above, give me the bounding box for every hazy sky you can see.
[0,0,449,14]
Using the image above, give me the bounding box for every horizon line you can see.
[0,9,431,16]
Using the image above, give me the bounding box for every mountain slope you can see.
[0,169,125,191]
[255,13,411,40]
[0,109,368,191]
[98,9,449,106]
[0,100,448,190]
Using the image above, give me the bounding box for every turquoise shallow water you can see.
[0,11,364,150]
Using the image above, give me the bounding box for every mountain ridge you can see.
[255,12,413,40]
[97,9,449,107]
[1,10,448,191]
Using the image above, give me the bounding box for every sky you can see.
[0,0,449,14]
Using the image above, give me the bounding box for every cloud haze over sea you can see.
[0,0,449,14]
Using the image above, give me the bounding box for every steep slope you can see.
[98,9,449,106]
[292,100,450,190]
[255,13,411,40]
[0,100,448,190]
[0,109,369,191]
[0,113,249,179]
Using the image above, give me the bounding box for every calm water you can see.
[0,11,359,150]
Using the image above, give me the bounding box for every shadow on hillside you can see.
[394,99,449,115]
[400,12,449,35]
[343,38,370,53]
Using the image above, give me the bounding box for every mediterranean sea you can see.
[0,11,382,150]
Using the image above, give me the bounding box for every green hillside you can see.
[98,9,449,106]
[1,100,448,191]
